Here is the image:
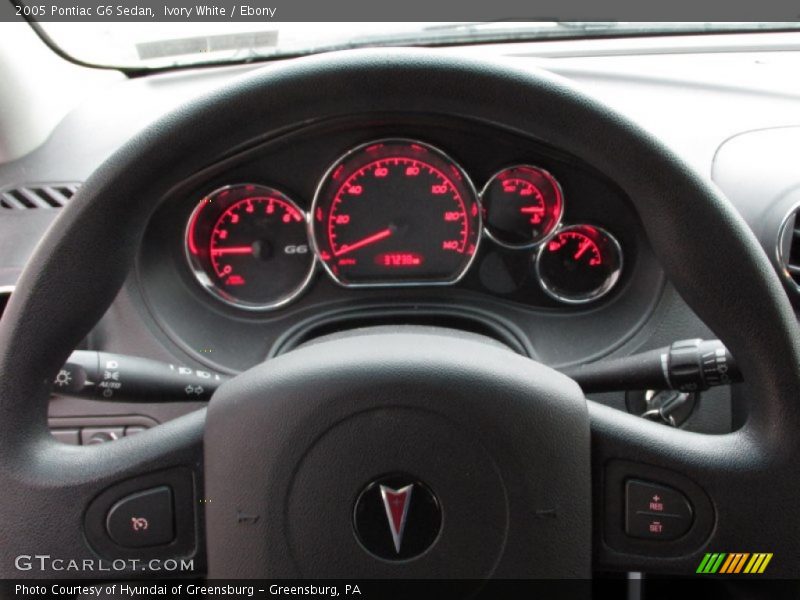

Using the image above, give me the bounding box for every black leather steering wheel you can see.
[2,49,799,579]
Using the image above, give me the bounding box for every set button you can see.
[625,479,693,540]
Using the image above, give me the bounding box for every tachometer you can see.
[185,184,315,310]
[311,139,481,287]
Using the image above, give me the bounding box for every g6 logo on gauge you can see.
[310,139,482,287]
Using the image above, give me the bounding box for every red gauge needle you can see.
[520,206,545,214]
[574,239,592,260]
[335,228,392,257]
[211,246,254,256]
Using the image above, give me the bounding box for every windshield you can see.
[37,22,800,70]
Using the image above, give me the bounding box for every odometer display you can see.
[311,140,481,287]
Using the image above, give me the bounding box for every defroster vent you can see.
[0,184,80,210]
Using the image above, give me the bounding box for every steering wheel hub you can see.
[204,330,590,578]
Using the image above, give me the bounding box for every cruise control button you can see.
[625,512,691,540]
[626,479,693,519]
[106,486,174,548]
[625,479,693,540]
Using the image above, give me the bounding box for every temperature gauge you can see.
[535,224,622,304]
[481,165,564,249]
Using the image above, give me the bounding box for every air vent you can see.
[777,205,800,292]
[0,184,80,210]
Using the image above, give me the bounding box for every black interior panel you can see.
[139,113,662,373]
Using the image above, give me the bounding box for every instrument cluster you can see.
[184,138,623,311]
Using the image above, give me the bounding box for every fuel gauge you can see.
[535,224,622,304]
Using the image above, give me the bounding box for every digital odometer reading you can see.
[311,140,482,286]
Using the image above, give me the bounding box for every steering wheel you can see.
[2,49,799,580]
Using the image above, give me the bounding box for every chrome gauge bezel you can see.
[182,150,622,310]
[775,202,800,295]
[184,183,317,312]
[534,224,624,305]
[308,138,483,289]
[479,164,565,251]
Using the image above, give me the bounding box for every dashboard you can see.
[6,34,800,436]
[139,114,658,373]
[185,138,621,307]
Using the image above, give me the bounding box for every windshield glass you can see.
[38,22,800,70]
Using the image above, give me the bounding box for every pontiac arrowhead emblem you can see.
[354,475,441,560]
[379,484,413,553]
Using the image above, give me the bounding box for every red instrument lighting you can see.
[185,184,315,310]
[225,275,246,286]
[311,139,482,286]
[375,252,424,268]
[211,245,254,256]
[334,228,393,257]
[481,165,564,248]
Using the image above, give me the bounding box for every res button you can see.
[106,486,175,548]
[625,479,693,540]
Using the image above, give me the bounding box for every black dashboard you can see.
[139,114,659,373]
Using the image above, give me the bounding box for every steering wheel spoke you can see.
[0,410,205,578]
[589,397,798,576]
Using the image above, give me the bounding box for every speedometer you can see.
[310,139,481,287]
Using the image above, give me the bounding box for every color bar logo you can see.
[696,553,773,574]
